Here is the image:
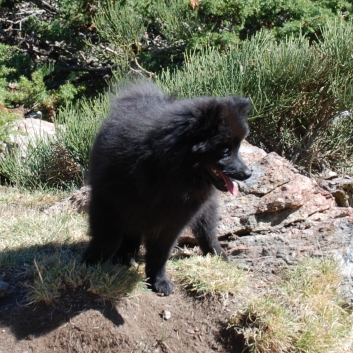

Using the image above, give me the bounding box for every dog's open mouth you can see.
[208,167,238,197]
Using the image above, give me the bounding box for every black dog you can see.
[82,82,252,296]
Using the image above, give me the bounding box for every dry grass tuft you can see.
[169,254,248,298]
[25,257,144,306]
[229,258,353,353]
[231,297,296,353]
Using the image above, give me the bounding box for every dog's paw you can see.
[151,277,174,296]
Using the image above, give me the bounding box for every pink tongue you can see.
[218,170,238,197]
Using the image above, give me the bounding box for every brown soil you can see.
[0,280,247,353]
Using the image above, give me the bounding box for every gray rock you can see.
[45,186,91,215]
[4,118,56,158]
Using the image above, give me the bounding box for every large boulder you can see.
[4,118,56,157]
[49,141,351,241]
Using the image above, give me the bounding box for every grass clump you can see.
[282,258,352,352]
[169,254,248,298]
[26,257,144,306]
[55,93,108,170]
[0,187,145,306]
[229,258,353,353]
[231,297,296,353]
[0,138,82,189]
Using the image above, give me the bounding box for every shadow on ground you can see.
[0,241,131,339]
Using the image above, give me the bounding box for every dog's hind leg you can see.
[82,192,123,265]
[190,194,228,261]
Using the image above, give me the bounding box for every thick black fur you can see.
[82,82,252,296]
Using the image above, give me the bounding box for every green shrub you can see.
[94,0,352,67]
[93,0,145,64]
[2,0,351,116]
[158,22,353,174]
[55,93,109,170]
[196,0,353,43]
[17,0,98,44]
[0,109,21,143]
[0,44,83,120]
[5,69,80,117]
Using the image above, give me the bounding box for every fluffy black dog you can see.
[82,82,252,296]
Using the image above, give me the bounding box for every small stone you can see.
[161,310,171,320]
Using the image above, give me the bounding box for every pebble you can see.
[161,310,171,320]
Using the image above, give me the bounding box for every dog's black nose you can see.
[234,168,252,181]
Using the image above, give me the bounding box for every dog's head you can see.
[190,96,252,196]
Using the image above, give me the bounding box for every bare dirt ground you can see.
[1,276,251,353]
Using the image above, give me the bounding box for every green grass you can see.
[231,297,296,353]
[25,256,144,305]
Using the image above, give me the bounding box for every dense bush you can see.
[1,0,351,113]
[196,0,353,43]
[94,0,353,69]
[158,23,353,174]
[93,0,198,72]
[1,2,353,188]
[0,44,83,120]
